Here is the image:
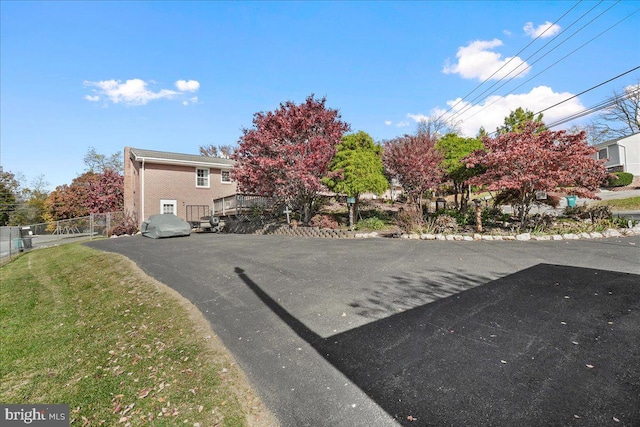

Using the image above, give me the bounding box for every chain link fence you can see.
[1,212,127,261]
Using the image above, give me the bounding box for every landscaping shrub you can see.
[356,217,387,231]
[396,205,422,232]
[605,172,633,187]
[309,214,339,229]
[108,212,138,236]
[433,214,459,234]
[563,205,612,221]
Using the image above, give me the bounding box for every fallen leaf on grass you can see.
[586,364,595,369]
[613,417,620,422]
[500,360,507,364]
[137,388,151,399]
[574,414,581,419]
[407,415,417,421]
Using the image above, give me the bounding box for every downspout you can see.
[141,159,145,222]
[618,144,627,172]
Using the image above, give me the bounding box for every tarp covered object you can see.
[141,214,192,239]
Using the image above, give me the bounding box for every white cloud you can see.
[182,96,200,107]
[83,79,179,105]
[410,86,585,137]
[175,79,200,92]
[407,113,428,123]
[524,21,561,39]
[443,38,529,81]
[84,78,201,106]
[384,120,392,126]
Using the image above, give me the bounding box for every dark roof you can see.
[129,147,235,167]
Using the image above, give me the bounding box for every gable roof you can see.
[128,147,235,168]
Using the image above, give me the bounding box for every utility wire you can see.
[457,7,638,130]
[439,1,584,121]
[451,1,623,124]
[534,66,640,115]
[546,87,640,129]
[448,0,603,123]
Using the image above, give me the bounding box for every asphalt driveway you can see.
[85,234,640,426]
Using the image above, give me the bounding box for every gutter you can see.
[132,154,234,169]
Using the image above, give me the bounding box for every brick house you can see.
[124,147,237,226]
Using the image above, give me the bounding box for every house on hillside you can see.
[594,133,640,176]
[124,147,238,226]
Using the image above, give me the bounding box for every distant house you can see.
[124,147,237,226]
[594,133,640,176]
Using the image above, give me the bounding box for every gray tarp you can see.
[141,214,192,239]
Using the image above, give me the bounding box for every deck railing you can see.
[211,194,275,216]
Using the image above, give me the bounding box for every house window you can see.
[598,148,608,160]
[221,170,232,183]
[160,199,177,215]
[196,168,210,188]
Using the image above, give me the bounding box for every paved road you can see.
[86,234,640,426]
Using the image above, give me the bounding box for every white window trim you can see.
[221,169,232,184]
[598,147,608,160]
[160,199,177,215]
[196,168,210,188]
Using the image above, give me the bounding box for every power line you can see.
[455,7,639,128]
[438,0,584,123]
[545,86,640,129]
[534,66,640,115]
[448,0,604,123]
[451,1,623,125]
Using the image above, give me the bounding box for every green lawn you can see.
[596,196,640,211]
[1,244,273,426]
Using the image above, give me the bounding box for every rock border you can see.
[222,219,640,241]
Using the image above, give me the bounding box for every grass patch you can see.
[596,196,640,211]
[0,244,272,426]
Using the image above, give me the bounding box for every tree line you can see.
[1,80,637,228]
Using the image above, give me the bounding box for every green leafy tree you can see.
[0,171,20,226]
[8,175,49,225]
[497,107,544,134]
[323,131,389,229]
[436,134,484,210]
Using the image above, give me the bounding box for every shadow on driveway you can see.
[235,264,640,426]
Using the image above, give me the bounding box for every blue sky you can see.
[1,1,639,190]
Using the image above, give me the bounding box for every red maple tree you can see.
[46,170,124,220]
[232,95,350,223]
[382,133,444,215]
[465,121,608,227]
